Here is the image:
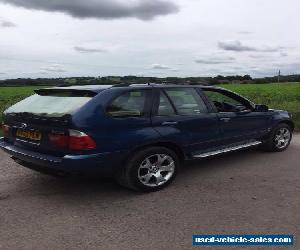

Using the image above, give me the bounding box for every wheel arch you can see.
[276,120,295,132]
[124,141,186,165]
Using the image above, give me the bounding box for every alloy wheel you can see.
[138,154,175,187]
[274,128,291,149]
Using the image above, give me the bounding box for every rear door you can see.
[100,88,155,152]
[151,87,223,156]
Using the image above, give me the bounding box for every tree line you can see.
[1,74,300,86]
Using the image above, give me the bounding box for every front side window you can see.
[107,90,146,117]
[204,90,250,112]
[164,88,208,115]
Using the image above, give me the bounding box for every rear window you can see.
[4,90,94,117]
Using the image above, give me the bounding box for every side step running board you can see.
[192,141,262,158]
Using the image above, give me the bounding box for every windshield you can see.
[4,93,92,117]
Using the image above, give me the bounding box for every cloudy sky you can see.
[0,0,299,79]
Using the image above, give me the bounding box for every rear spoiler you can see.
[34,88,97,97]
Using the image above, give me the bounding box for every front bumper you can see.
[0,137,126,176]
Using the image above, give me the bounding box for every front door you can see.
[202,88,271,144]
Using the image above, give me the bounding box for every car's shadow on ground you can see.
[8,148,269,201]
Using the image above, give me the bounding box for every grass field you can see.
[0,83,299,136]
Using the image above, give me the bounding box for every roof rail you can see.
[111,83,132,87]
[111,83,160,88]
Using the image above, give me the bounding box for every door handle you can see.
[220,117,231,122]
[161,121,178,126]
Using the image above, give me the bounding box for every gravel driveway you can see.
[0,134,299,250]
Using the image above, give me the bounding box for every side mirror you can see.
[255,104,269,112]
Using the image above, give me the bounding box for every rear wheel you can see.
[116,147,179,192]
[261,123,292,152]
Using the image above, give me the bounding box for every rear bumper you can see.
[0,138,127,176]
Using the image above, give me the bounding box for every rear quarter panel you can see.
[72,88,163,154]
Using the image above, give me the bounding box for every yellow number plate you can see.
[16,129,42,141]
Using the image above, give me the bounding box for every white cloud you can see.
[218,40,283,52]
[74,46,106,53]
[195,56,235,64]
[0,18,16,27]
[151,64,171,70]
[40,64,66,73]
[237,31,253,35]
[280,52,288,57]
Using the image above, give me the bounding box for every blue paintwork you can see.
[0,84,294,176]
[0,138,127,175]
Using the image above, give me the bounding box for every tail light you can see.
[68,130,97,150]
[2,124,10,137]
[48,129,96,150]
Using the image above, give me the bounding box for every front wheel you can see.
[115,147,179,192]
[261,123,292,152]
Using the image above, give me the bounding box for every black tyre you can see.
[115,147,179,192]
[260,123,292,152]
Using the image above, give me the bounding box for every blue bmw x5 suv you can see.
[0,84,294,191]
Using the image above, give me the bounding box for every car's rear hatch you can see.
[3,88,97,156]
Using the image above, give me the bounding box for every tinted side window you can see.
[107,90,146,117]
[158,91,176,116]
[203,90,248,112]
[165,88,208,115]
[204,91,241,106]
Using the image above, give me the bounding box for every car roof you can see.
[45,83,222,93]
